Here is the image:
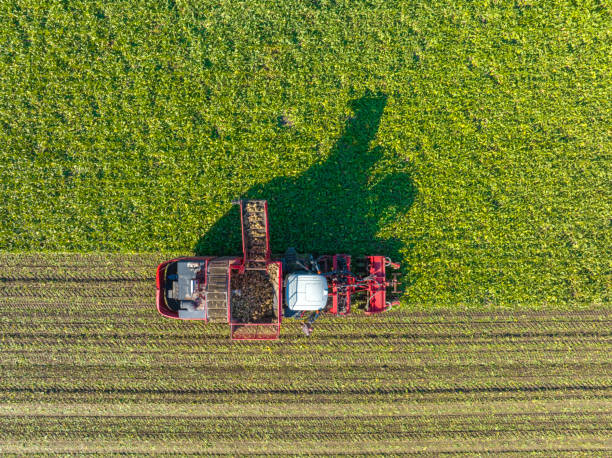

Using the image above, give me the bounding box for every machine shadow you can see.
[195,90,416,273]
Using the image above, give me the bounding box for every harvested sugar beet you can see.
[230,270,275,323]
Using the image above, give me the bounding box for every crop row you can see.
[0,253,171,268]
[3,307,611,330]
[0,268,152,282]
[2,326,609,349]
[3,375,610,399]
[4,348,610,370]
[3,316,610,333]
[5,390,609,406]
[1,413,610,441]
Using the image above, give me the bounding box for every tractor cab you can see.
[284,272,328,317]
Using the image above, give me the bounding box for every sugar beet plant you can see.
[0,0,609,309]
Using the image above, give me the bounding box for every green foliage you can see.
[0,1,610,308]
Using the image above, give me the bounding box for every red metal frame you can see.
[264,201,271,261]
[156,256,214,320]
[365,256,400,314]
[238,201,247,269]
[329,254,352,315]
[318,254,400,316]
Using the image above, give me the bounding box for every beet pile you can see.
[230,270,276,323]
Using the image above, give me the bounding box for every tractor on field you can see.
[155,200,400,340]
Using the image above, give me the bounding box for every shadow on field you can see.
[195,90,416,272]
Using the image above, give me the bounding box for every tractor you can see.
[155,200,400,340]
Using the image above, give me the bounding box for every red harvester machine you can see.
[156,200,400,340]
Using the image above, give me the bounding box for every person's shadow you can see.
[196,90,417,286]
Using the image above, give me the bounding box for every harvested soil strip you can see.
[0,437,609,455]
[0,284,152,298]
[0,266,153,282]
[0,253,173,268]
[2,399,610,417]
[0,252,611,454]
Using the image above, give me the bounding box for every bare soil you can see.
[230,324,279,339]
[230,270,275,323]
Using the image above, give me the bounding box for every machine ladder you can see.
[205,258,229,322]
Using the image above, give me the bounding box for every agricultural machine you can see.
[156,200,400,340]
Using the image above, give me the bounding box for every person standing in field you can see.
[302,310,321,337]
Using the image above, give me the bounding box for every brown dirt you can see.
[230,324,279,339]
[230,270,275,323]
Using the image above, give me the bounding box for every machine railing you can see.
[365,256,400,314]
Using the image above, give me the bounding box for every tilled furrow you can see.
[0,283,152,298]
[0,253,171,268]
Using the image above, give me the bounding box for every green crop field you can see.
[0,0,610,454]
[0,0,610,308]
